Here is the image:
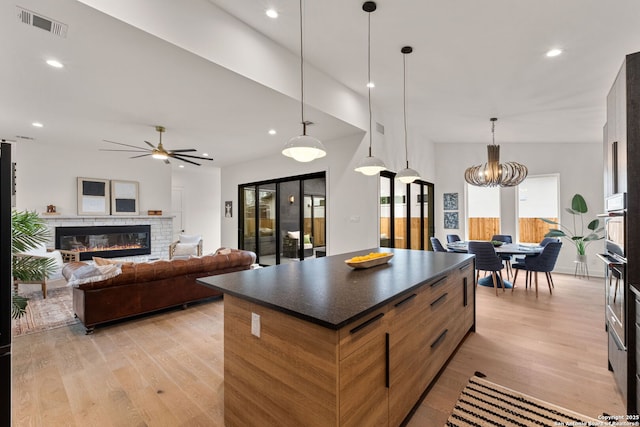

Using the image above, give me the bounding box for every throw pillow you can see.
[93,256,134,267]
[287,231,300,240]
[179,234,201,245]
[67,264,121,286]
[304,234,311,244]
[215,247,232,255]
[173,243,198,256]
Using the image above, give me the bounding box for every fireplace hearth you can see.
[55,225,151,261]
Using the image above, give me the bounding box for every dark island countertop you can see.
[197,248,474,330]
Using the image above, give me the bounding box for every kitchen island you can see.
[197,248,475,427]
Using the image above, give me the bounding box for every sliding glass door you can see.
[380,171,434,250]
[240,172,326,265]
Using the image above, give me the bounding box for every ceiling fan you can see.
[101,126,214,166]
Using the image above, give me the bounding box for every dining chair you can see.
[446,234,461,243]
[468,241,506,296]
[512,241,562,298]
[491,234,513,279]
[539,237,560,247]
[430,237,449,253]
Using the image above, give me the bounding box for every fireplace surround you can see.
[56,225,151,261]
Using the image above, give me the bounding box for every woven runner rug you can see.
[12,285,79,337]
[446,375,599,426]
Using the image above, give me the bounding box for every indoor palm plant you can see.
[11,210,55,319]
[540,193,604,257]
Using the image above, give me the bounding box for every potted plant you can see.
[11,210,56,319]
[540,193,604,260]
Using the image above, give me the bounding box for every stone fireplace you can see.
[56,225,151,261]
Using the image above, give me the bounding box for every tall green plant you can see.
[540,194,604,256]
[11,210,55,319]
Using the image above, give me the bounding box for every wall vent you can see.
[375,122,385,135]
[15,135,35,141]
[16,6,67,38]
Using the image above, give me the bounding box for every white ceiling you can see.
[3,0,640,169]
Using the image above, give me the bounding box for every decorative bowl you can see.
[491,240,504,247]
[345,253,394,269]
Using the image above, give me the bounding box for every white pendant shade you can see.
[354,154,386,175]
[396,166,420,183]
[282,134,326,163]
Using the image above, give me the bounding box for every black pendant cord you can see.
[402,51,409,168]
[491,117,497,145]
[299,0,306,135]
[367,10,373,157]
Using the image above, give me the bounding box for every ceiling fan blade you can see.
[144,140,157,149]
[99,149,150,153]
[170,155,201,166]
[168,149,197,153]
[130,154,152,159]
[102,140,149,150]
[172,153,214,161]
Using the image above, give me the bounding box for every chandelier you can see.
[464,118,527,187]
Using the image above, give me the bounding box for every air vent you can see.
[16,6,67,38]
[15,135,35,141]
[376,122,385,135]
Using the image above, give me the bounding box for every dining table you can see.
[446,241,544,288]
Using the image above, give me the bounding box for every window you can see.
[517,175,559,243]
[466,185,500,240]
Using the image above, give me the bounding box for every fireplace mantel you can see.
[40,215,173,260]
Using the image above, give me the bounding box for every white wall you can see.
[14,141,171,214]
[221,132,386,256]
[435,141,604,276]
[171,166,221,254]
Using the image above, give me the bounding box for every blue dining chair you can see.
[430,237,449,253]
[446,234,461,243]
[468,241,506,296]
[491,234,513,279]
[539,237,560,247]
[512,241,562,298]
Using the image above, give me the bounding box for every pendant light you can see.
[396,46,420,184]
[282,0,326,163]
[355,1,387,176]
[464,118,528,187]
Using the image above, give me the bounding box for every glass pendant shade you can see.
[464,118,528,187]
[282,134,326,163]
[355,153,386,175]
[396,165,420,183]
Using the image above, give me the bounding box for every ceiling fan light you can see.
[282,134,326,162]
[354,155,386,176]
[152,151,168,160]
[396,166,420,183]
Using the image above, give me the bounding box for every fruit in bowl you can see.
[491,240,504,247]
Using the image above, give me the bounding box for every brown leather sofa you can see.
[67,249,256,333]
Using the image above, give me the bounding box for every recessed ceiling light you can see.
[266,9,278,18]
[179,164,185,168]
[546,48,563,58]
[268,129,277,135]
[32,122,43,128]
[202,153,209,157]
[46,59,64,68]
[366,81,375,88]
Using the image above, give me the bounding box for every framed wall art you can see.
[443,193,459,211]
[111,180,139,215]
[77,177,110,215]
[444,212,459,229]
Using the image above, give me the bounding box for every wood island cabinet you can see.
[198,249,475,426]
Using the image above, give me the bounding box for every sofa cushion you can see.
[173,243,199,257]
[93,256,135,267]
[179,234,201,244]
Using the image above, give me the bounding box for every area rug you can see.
[12,286,79,336]
[446,374,599,426]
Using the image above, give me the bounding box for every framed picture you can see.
[77,177,110,215]
[111,180,139,215]
[444,212,459,229]
[443,193,459,211]
[225,201,233,218]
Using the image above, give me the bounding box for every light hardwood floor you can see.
[12,273,625,426]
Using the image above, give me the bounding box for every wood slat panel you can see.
[468,217,500,241]
[520,217,557,243]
